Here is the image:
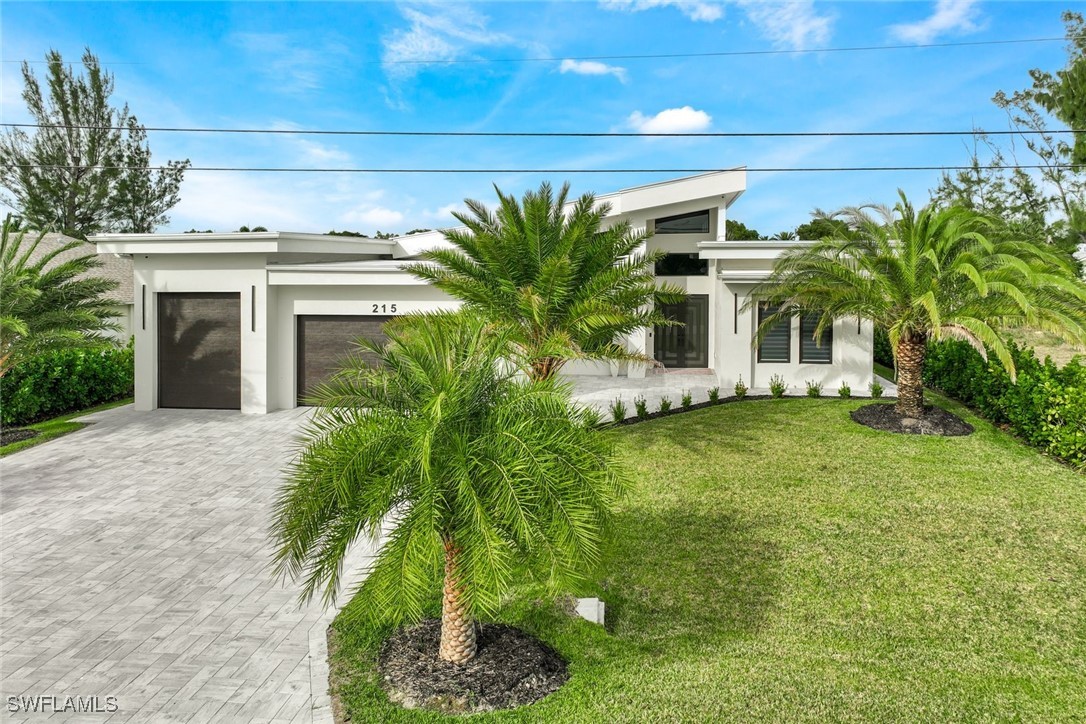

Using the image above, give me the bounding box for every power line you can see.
[2,123,1082,138]
[4,34,1082,67]
[11,164,1086,174]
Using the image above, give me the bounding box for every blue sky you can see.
[0,1,1075,235]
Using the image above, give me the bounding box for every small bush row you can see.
[1,344,134,426]
[924,340,1086,469]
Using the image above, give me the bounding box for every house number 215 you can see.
[372,303,398,313]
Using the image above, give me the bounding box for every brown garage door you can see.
[297,315,392,405]
[158,292,242,409]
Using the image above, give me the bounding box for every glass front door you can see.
[654,294,709,368]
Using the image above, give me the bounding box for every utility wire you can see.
[11,164,1086,174]
[4,34,1082,66]
[2,123,1082,138]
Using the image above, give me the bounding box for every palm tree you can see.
[271,312,624,664]
[0,218,120,377]
[405,181,684,380]
[753,193,1086,417]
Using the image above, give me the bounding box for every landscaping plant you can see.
[609,398,627,423]
[769,374,788,398]
[870,380,884,399]
[658,397,672,414]
[405,182,685,380]
[634,395,649,420]
[0,219,121,376]
[805,380,823,398]
[733,377,747,400]
[271,312,625,664]
[753,194,1086,417]
[681,390,692,408]
[838,382,852,398]
[708,386,720,403]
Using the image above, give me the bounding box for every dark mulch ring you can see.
[377,619,569,715]
[851,403,974,437]
[0,427,39,446]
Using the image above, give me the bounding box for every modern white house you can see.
[92,170,874,414]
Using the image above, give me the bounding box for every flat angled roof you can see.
[92,231,396,255]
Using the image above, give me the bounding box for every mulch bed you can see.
[851,403,974,437]
[0,427,39,446]
[377,619,568,715]
[610,394,773,425]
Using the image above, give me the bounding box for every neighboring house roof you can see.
[22,232,134,305]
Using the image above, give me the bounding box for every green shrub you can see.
[838,382,852,398]
[874,326,894,368]
[681,390,692,408]
[924,340,1086,469]
[805,380,823,398]
[769,374,788,399]
[634,396,649,420]
[1,344,133,426]
[609,398,627,423]
[708,386,720,403]
[658,397,672,414]
[733,377,747,400]
[870,380,884,399]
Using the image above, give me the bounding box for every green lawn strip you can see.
[0,397,133,457]
[329,398,1086,722]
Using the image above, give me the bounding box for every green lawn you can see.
[329,396,1086,722]
[0,397,132,457]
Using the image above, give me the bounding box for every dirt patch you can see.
[851,403,974,437]
[377,619,568,714]
[1,428,39,446]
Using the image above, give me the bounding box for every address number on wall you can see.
[372,303,398,313]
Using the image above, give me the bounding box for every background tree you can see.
[0,49,190,239]
[406,181,684,380]
[724,219,763,240]
[272,312,624,664]
[753,195,1086,417]
[932,12,1085,265]
[0,218,120,376]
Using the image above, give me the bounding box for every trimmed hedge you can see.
[874,326,894,368]
[1,345,134,426]
[924,340,1086,469]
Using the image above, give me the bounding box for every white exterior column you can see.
[716,204,728,241]
[628,218,650,378]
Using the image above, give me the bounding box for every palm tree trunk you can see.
[529,356,564,381]
[438,538,476,664]
[895,335,927,417]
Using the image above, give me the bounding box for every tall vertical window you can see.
[800,313,833,363]
[757,303,791,363]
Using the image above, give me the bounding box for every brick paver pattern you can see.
[1,407,370,723]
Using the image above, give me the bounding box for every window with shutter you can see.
[800,313,832,364]
[757,303,791,363]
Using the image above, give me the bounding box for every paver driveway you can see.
[1,406,371,723]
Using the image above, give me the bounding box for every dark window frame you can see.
[757,302,791,364]
[654,252,709,276]
[654,210,710,234]
[800,313,833,364]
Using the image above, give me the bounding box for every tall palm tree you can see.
[753,193,1086,417]
[0,219,120,377]
[405,181,684,380]
[271,312,624,664]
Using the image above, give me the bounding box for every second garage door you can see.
[297,315,392,404]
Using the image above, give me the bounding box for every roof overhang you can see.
[596,169,747,217]
[698,239,812,260]
[91,231,396,256]
[266,259,433,286]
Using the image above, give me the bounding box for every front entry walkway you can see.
[0,407,371,723]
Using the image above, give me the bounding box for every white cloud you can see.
[733,1,834,50]
[889,0,983,44]
[627,106,712,134]
[294,139,351,164]
[342,206,405,228]
[601,0,723,23]
[559,59,628,83]
[232,33,350,95]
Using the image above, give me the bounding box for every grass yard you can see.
[0,398,132,457]
[329,396,1086,722]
